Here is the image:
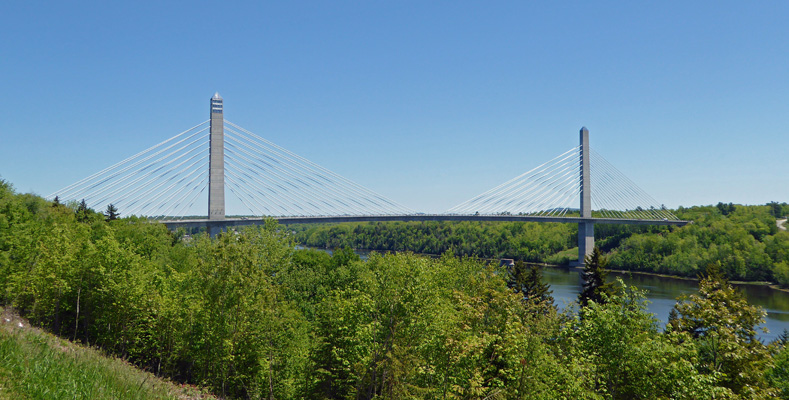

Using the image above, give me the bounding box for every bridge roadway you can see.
[162,214,691,232]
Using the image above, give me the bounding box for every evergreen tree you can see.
[104,203,120,221]
[578,247,613,308]
[507,260,554,307]
[75,199,91,223]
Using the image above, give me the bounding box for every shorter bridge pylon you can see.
[574,127,593,266]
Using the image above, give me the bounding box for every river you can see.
[543,267,789,342]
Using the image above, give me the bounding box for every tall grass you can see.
[0,314,213,400]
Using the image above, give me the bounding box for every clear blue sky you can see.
[1,1,787,213]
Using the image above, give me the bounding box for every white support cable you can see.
[593,161,643,218]
[503,156,582,214]
[49,121,209,199]
[225,121,413,214]
[594,179,634,219]
[475,153,581,214]
[582,150,637,218]
[90,136,209,208]
[555,183,582,217]
[224,144,345,215]
[90,129,209,204]
[125,160,208,217]
[225,180,264,217]
[482,156,581,215]
[450,147,580,212]
[223,139,359,215]
[592,185,622,218]
[591,155,644,218]
[140,160,212,218]
[154,174,208,220]
[448,146,580,214]
[224,131,396,215]
[591,184,625,219]
[115,152,208,216]
[531,172,579,216]
[223,162,294,216]
[594,149,654,216]
[224,168,279,216]
[225,130,389,213]
[590,149,677,220]
[60,132,208,212]
[480,148,580,210]
[534,173,582,216]
[459,146,580,207]
[224,173,270,216]
[53,125,209,201]
[589,164,631,218]
[225,133,360,213]
[225,128,388,214]
[223,162,297,216]
[171,176,209,220]
[507,172,575,215]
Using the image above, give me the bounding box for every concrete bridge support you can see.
[575,127,594,266]
[209,92,225,220]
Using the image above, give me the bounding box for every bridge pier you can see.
[208,223,225,238]
[576,221,594,266]
[573,127,593,266]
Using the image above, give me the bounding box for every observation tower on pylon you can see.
[209,92,225,220]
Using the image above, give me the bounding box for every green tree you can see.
[768,201,783,217]
[767,344,789,399]
[579,247,613,308]
[668,265,775,397]
[506,260,554,308]
[568,280,726,399]
[104,203,119,221]
[717,202,736,216]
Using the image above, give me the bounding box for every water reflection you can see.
[543,267,789,342]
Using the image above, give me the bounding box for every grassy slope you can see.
[0,309,217,400]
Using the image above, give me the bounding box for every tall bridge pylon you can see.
[209,92,225,220]
[49,94,688,265]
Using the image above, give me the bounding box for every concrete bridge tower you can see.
[576,127,594,265]
[208,92,225,220]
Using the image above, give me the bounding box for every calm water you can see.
[305,248,789,342]
[544,267,789,342]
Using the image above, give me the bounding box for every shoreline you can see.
[299,245,789,293]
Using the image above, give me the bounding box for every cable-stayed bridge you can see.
[50,93,689,265]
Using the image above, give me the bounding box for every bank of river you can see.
[303,247,789,342]
[543,267,789,342]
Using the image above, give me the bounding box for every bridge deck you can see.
[162,214,691,231]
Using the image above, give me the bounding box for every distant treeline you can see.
[292,202,789,283]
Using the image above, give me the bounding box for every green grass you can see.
[545,247,578,265]
[0,311,215,400]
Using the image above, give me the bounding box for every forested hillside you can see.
[294,202,789,283]
[3,178,789,399]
